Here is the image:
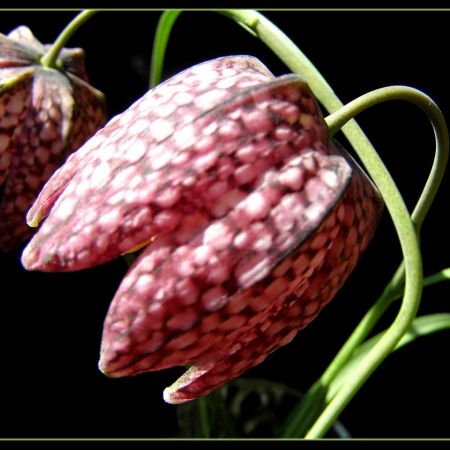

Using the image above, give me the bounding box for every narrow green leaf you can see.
[328,314,450,401]
[149,10,182,88]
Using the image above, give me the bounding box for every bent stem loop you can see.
[218,11,448,438]
[303,87,448,439]
[326,86,449,235]
[150,10,448,438]
[281,92,447,438]
[220,9,448,234]
[40,9,97,69]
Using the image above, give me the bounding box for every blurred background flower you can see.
[0,25,106,251]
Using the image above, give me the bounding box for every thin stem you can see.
[355,265,450,307]
[326,85,449,234]
[423,267,450,288]
[307,84,448,384]
[197,396,211,438]
[220,10,342,113]
[281,267,403,437]
[148,9,448,438]
[40,10,97,69]
[221,11,447,233]
[323,262,405,380]
[306,257,421,438]
[306,86,449,437]
[149,10,182,88]
[218,11,449,439]
[327,313,450,401]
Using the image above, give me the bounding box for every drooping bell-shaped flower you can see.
[21,56,383,403]
[0,25,107,251]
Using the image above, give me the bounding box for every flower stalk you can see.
[222,11,448,438]
[151,9,448,437]
[40,10,97,69]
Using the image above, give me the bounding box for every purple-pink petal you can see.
[0,25,106,251]
[100,143,382,403]
[21,55,383,403]
[22,56,276,270]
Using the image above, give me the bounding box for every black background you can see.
[0,9,449,439]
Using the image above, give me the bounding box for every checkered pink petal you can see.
[0,25,106,251]
[21,56,383,403]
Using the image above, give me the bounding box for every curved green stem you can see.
[41,10,97,69]
[314,84,448,381]
[381,266,450,304]
[305,88,447,409]
[149,9,448,438]
[328,313,450,401]
[220,10,342,113]
[283,87,447,436]
[281,82,450,435]
[303,86,449,438]
[219,11,448,438]
[149,10,182,88]
[221,11,447,233]
[326,85,449,234]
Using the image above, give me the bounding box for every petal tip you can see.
[20,243,47,271]
[162,366,199,404]
[98,355,114,377]
[162,363,215,405]
[20,244,34,270]
[162,386,190,405]
[26,213,41,228]
[97,352,124,379]
[98,362,110,377]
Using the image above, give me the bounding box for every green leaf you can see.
[328,314,450,401]
[149,10,182,88]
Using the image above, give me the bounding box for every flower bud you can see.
[22,56,383,403]
[0,25,106,251]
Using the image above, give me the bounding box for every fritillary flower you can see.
[0,25,106,251]
[21,56,383,403]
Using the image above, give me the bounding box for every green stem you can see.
[149,9,448,438]
[374,266,450,306]
[40,10,97,69]
[297,246,449,433]
[299,90,447,420]
[281,264,405,437]
[219,11,449,438]
[423,267,450,289]
[303,86,448,438]
[326,85,449,234]
[221,11,447,233]
[306,84,448,389]
[220,10,342,113]
[197,396,211,438]
[149,10,182,88]
[327,313,450,401]
[322,263,405,382]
